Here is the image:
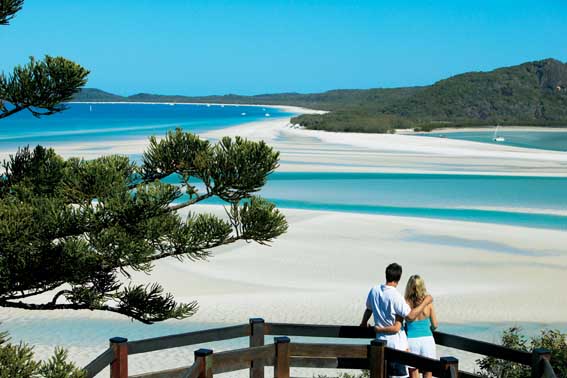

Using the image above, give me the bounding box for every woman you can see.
[404,274,438,378]
[373,275,438,378]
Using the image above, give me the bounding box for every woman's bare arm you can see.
[406,295,432,321]
[430,303,438,330]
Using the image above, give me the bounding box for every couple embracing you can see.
[360,263,438,378]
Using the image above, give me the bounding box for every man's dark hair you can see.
[385,263,403,283]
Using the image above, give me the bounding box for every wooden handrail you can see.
[289,343,367,358]
[127,324,250,355]
[84,320,559,378]
[541,359,557,378]
[434,331,532,365]
[83,348,114,377]
[184,358,203,378]
[266,322,374,338]
[213,345,275,374]
[385,348,445,377]
[268,322,532,365]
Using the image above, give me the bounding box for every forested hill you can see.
[73,58,567,133]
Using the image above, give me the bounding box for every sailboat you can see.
[492,125,505,142]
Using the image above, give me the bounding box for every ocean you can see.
[0,102,293,151]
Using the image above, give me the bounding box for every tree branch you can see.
[0,299,166,325]
[0,0,24,25]
[168,192,214,211]
[0,105,25,119]
[1,282,64,300]
[49,289,72,305]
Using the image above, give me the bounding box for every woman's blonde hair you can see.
[404,275,428,308]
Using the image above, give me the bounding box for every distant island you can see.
[73,58,567,133]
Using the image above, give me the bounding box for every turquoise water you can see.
[2,105,566,229]
[176,172,567,230]
[421,129,567,151]
[0,103,292,150]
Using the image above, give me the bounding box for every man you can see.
[360,263,432,377]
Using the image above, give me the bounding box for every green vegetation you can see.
[0,0,23,25]
[478,327,566,378]
[293,59,567,133]
[75,59,567,133]
[0,2,88,119]
[2,4,286,325]
[314,328,567,378]
[0,332,85,378]
[0,130,287,323]
[1,1,92,374]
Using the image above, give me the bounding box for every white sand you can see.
[3,106,566,176]
[2,205,566,374]
[1,107,566,375]
[202,118,567,176]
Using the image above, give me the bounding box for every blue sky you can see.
[1,0,566,96]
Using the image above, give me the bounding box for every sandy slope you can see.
[2,205,566,374]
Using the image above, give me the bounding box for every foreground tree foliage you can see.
[0,0,23,25]
[478,327,567,378]
[1,0,95,373]
[0,0,89,119]
[0,332,85,378]
[0,129,287,323]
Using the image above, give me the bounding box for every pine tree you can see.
[0,0,89,119]
[0,130,287,323]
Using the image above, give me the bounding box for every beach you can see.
[2,205,566,374]
[4,104,567,177]
[1,105,566,375]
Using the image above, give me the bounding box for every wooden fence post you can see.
[531,348,551,378]
[109,337,128,378]
[440,356,459,378]
[368,339,386,378]
[195,348,213,378]
[274,337,290,378]
[249,318,265,378]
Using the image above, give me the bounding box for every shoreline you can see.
[67,101,327,116]
[402,126,567,133]
[3,103,567,177]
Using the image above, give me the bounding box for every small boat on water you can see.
[241,112,247,116]
[493,125,505,142]
[265,113,271,117]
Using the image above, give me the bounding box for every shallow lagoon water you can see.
[175,172,567,230]
[422,129,567,151]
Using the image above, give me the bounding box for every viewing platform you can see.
[83,318,558,378]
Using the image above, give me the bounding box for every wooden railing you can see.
[83,318,558,378]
